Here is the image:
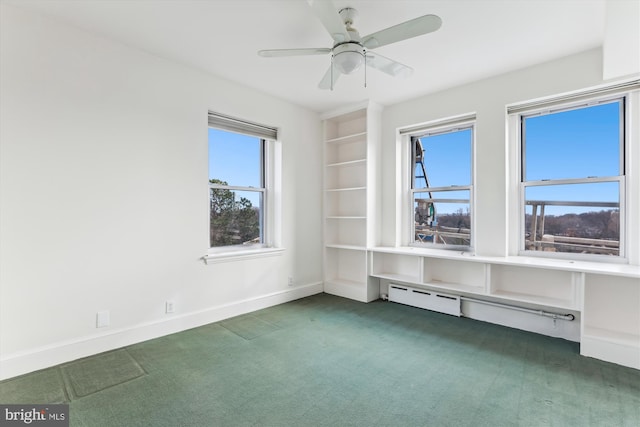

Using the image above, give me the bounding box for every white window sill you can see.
[203,247,285,265]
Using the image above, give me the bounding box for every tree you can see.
[209,179,260,247]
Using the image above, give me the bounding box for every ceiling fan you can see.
[258,0,442,90]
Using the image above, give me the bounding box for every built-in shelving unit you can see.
[322,103,381,303]
[368,246,640,369]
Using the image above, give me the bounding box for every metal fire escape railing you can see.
[526,200,620,254]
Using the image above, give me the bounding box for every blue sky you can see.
[208,128,261,187]
[524,101,620,181]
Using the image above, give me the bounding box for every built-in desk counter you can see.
[369,246,640,369]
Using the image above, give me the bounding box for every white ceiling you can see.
[8,0,607,113]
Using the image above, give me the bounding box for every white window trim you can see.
[205,113,282,262]
[400,113,476,252]
[507,82,640,264]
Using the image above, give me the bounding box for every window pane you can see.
[414,190,471,246]
[524,102,620,181]
[413,128,471,189]
[210,189,262,247]
[208,128,262,187]
[524,182,619,256]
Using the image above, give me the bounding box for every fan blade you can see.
[362,14,442,49]
[318,65,341,90]
[258,48,331,57]
[307,0,350,43]
[366,52,413,78]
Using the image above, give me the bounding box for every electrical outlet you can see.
[166,300,175,314]
[96,310,110,328]
[288,276,294,286]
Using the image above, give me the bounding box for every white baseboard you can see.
[0,282,323,381]
[581,335,640,370]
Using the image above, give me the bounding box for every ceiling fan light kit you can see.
[332,43,364,75]
[257,0,442,90]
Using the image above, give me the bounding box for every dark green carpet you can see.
[1,293,639,426]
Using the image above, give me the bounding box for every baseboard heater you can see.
[388,284,461,317]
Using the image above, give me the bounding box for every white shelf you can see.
[325,186,366,192]
[326,159,367,168]
[325,244,366,251]
[325,131,367,144]
[326,216,366,220]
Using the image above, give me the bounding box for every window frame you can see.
[515,95,627,261]
[405,118,476,251]
[206,112,280,256]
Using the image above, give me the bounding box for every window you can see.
[518,99,625,258]
[409,120,474,249]
[208,112,277,251]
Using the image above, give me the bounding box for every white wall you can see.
[603,0,640,80]
[379,48,606,256]
[0,4,323,379]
